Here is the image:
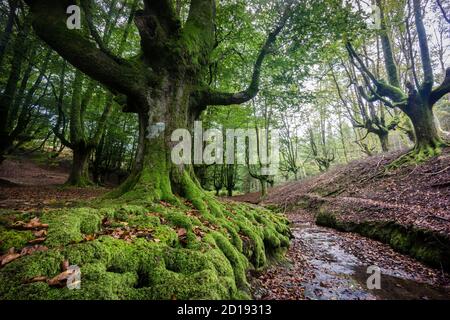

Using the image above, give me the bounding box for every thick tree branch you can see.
[134,0,181,64]
[25,0,145,98]
[436,0,450,24]
[413,0,434,93]
[196,3,293,107]
[347,42,407,104]
[430,67,450,105]
[376,0,401,88]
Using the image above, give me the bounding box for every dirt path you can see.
[0,158,108,211]
[250,209,450,300]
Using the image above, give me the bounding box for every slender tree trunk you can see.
[378,131,389,153]
[259,179,267,199]
[0,18,31,156]
[0,0,18,69]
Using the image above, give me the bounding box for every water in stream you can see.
[294,223,450,300]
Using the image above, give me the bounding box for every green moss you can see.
[0,227,34,253]
[0,173,290,300]
[211,232,248,290]
[42,208,103,246]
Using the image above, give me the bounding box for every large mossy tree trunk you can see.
[25,0,291,201]
[259,179,268,200]
[377,130,389,153]
[405,99,444,155]
[110,76,193,202]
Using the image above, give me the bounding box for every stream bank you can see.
[251,211,450,300]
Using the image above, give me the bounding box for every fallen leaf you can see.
[28,237,46,244]
[20,245,48,256]
[24,276,47,284]
[47,270,75,287]
[0,251,21,266]
[177,228,187,237]
[12,217,48,230]
[33,230,47,237]
[61,260,69,271]
[83,234,96,241]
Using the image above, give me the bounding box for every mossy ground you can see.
[0,197,290,300]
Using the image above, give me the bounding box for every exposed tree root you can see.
[0,165,291,300]
[386,139,449,171]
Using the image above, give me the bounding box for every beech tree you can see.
[347,0,450,163]
[24,0,295,203]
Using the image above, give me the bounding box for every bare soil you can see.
[0,157,108,211]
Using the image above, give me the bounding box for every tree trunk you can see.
[227,188,233,197]
[378,131,389,153]
[108,77,197,203]
[67,144,92,187]
[407,103,443,153]
[260,179,267,199]
[0,0,19,68]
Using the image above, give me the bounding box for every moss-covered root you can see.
[387,139,448,170]
[0,199,290,300]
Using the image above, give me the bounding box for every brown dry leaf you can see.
[83,234,96,242]
[61,260,69,271]
[24,276,47,284]
[193,226,205,239]
[12,217,49,230]
[160,201,173,208]
[20,245,48,256]
[176,228,187,237]
[28,237,46,244]
[33,229,47,237]
[102,217,112,227]
[0,251,21,266]
[47,270,75,287]
[153,238,161,243]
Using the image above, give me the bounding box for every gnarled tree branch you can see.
[194,2,293,107]
[430,67,450,105]
[25,0,145,98]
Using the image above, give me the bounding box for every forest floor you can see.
[236,148,450,300]
[1,150,450,300]
[0,156,108,211]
